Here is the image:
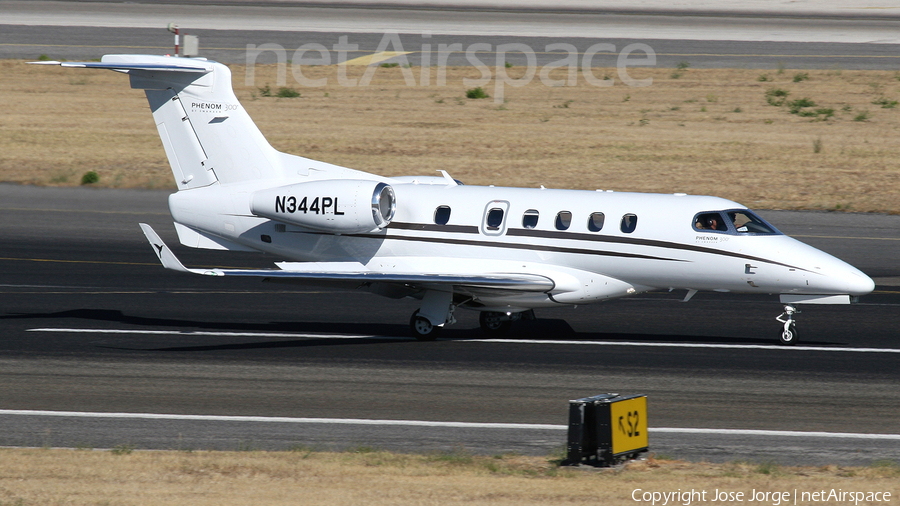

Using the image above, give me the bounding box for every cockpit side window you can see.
[693,212,728,232]
[693,210,781,235]
[728,210,779,235]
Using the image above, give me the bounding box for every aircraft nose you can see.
[815,261,875,296]
[844,268,875,296]
[798,244,875,296]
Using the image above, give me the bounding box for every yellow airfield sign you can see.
[566,393,649,467]
[610,395,648,455]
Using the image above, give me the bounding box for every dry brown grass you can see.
[0,448,897,505]
[1,60,899,213]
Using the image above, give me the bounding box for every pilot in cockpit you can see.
[696,214,724,231]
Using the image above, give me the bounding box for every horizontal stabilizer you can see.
[28,55,210,73]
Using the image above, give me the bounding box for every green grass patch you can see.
[872,96,898,108]
[788,97,816,114]
[815,107,835,119]
[80,171,99,185]
[276,87,300,98]
[765,88,789,106]
[465,86,489,99]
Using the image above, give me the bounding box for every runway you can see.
[3,1,900,68]
[0,184,898,465]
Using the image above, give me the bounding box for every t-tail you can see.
[31,54,372,189]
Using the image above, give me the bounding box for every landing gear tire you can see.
[779,327,798,346]
[775,305,800,346]
[479,311,513,336]
[410,310,440,341]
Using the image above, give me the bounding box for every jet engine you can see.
[250,179,396,234]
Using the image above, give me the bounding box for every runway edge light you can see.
[563,393,648,467]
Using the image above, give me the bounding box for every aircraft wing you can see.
[139,224,554,293]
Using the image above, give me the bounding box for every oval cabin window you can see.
[620,213,638,233]
[522,209,539,229]
[588,212,605,232]
[434,205,451,225]
[555,211,572,230]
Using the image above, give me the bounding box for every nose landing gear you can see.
[775,305,800,345]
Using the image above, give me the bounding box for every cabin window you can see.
[434,205,451,225]
[486,208,505,230]
[620,214,638,233]
[588,212,605,232]
[693,212,728,232]
[727,210,779,235]
[555,211,572,230]
[522,209,539,229]
[481,200,509,236]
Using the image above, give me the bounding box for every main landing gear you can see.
[409,309,441,341]
[409,307,536,341]
[478,310,535,336]
[775,305,800,345]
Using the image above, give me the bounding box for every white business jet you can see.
[35,54,874,344]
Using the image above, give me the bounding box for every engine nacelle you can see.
[250,180,396,234]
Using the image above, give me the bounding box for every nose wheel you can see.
[775,305,800,345]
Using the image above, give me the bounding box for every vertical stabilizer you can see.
[118,55,285,189]
[33,54,382,190]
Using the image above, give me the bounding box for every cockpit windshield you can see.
[693,209,780,235]
[727,210,779,234]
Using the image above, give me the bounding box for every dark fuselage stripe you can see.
[389,222,479,234]
[381,222,808,272]
[505,227,806,271]
[358,232,684,262]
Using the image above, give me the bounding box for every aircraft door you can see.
[481,200,510,236]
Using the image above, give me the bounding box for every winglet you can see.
[139,223,193,273]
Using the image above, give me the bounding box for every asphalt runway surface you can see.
[0,184,898,465]
[3,2,900,68]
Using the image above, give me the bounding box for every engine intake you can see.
[250,180,395,234]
